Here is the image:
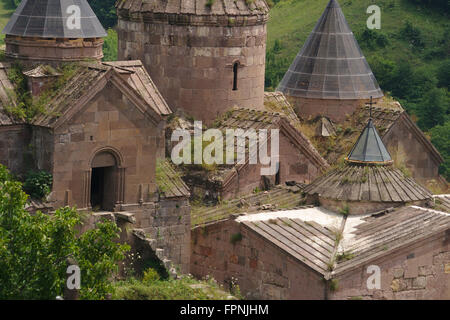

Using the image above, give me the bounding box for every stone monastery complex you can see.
[0,0,448,299]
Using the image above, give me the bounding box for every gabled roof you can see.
[346,118,392,164]
[2,0,107,38]
[232,205,450,277]
[30,61,171,128]
[192,184,306,228]
[277,0,383,100]
[217,108,329,170]
[335,206,450,276]
[156,159,190,199]
[103,61,172,116]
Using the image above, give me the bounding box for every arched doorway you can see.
[90,151,119,211]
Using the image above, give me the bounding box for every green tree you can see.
[103,29,118,62]
[417,88,448,130]
[88,0,117,29]
[0,165,129,299]
[430,121,450,180]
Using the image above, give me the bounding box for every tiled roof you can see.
[103,61,171,116]
[216,108,328,170]
[304,163,432,203]
[191,185,306,228]
[30,61,171,127]
[242,215,337,274]
[156,159,190,199]
[232,205,450,277]
[264,91,302,125]
[32,63,109,127]
[434,195,450,213]
[335,206,450,275]
[277,0,383,100]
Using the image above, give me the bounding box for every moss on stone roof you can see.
[191,184,307,228]
[156,159,190,199]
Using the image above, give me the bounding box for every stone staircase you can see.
[132,228,179,279]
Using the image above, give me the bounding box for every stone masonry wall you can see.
[383,116,442,186]
[123,199,191,274]
[117,20,266,124]
[52,82,163,209]
[191,220,326,299]
[330,231,450,300]
[0,125,32,177]
[288,96,378,123]
[220,132,324,200]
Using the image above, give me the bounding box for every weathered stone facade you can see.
[288,96,381,123]
[50,80,164,209]
[191,206,450,300]
[191,219,326,299]
[116,0,269,123]
[5,36,104,64]
[123,199,191,274]
[331,231,450,300]
[383,112,445,186]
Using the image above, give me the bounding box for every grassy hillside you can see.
[0,0,15,43]
[266,0,448,89]
[266,0,449,179]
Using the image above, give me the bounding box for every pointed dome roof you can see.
[2,0,107,38]
[346,118,392,164]
[277,0,383,100]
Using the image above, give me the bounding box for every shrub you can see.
[23,170,53,200]
[142,268,160,284]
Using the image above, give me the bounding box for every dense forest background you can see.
[1,0,449,180]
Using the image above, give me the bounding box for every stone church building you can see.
[0,0,447,299]
[0,0,191,274]
[277,0,446,188]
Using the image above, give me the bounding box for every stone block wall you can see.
[52,82,163,209]
[383,114,442,186]
[330,231,450,300]
[288,96,377,123]
[123,199,191,274]
[0,125,32,177]
[191,220,326,299]
[117,20,266,124]
[5,36,104,63]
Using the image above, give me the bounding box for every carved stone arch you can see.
[84,147,125,210]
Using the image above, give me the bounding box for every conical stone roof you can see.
[277,0,383,100]
[2,0,107,38]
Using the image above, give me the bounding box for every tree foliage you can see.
[0,165,129,299]
[88,0,117,29]
[430,122,450,180]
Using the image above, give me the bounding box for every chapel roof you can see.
[234,205,450,277]
[0,60,171,128]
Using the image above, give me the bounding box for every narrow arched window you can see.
[233,62,238,91]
